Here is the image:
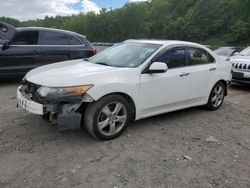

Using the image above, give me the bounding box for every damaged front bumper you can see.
[17,86,44,115]
[17,86,93,131]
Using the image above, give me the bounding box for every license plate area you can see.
[17,86,44,115]
[17,97,28,110]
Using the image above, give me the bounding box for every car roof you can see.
[125,39,208,48]
[17,27,86,38]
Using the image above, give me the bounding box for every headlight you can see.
[37,85,93,98]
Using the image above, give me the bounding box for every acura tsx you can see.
[17,40,232,140]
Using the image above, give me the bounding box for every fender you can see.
[206,62,231,101]
[87,82,140,108]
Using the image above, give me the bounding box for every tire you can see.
[84,94,131,140]
[206,82,226,110]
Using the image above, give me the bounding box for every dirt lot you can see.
[0,79,249,188]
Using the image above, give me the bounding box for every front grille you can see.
[232,63,250,71]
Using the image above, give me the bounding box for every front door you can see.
[139,47,190,118]
[0,30,40,74]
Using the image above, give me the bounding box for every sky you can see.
[0,0,149,21]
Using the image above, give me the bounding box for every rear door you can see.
[0,30,41,75]
[185,47,216,102]
[39,31,74,65]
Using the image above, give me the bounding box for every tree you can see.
[0,0,249,46]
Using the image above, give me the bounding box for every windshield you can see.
[88,42,161,68]
[240,47,250,56]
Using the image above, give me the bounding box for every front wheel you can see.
[84,94,131,140]
[206,82,226,110]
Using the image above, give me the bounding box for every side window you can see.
[12,31,39,45]
[156,48,185,69]
[42,31,70,45]
[68,35,82,45]
[186,48,215,65]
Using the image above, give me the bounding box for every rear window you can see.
[78,35,92,47]
[42,31,70,45]
[186,47,215,65]
[68,35,82,45]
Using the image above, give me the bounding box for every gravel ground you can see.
[0,79,249,188]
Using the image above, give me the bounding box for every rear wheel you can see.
[206,82,226,110]
[84,94,131,140]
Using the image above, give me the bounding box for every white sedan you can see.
[17,40,232,140]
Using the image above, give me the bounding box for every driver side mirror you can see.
[1,40,10,50]
[148,62,168,74]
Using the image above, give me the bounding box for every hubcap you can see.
[97,102,127,136]
[211,85,224,108]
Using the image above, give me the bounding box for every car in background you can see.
[230,46,250,84]
[17,40,232,140]
[214,47,242,60]
[0,22,96,76]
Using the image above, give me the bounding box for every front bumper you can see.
[17,86,44,115]
[17,86,83,131]
[232,71,250,84]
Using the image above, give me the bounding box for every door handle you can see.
[209,67,216,71]
[180,72,190,77]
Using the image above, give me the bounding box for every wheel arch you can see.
[216,79,228,96]
[80,92,137,121]
[206,79,228,104]
[101,92,136,120]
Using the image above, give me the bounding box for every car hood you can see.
[26,59,133,87]
[230,55,250,65]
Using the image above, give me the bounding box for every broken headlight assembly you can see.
[37,85,93,98]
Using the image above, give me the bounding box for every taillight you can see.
[92,48,97,56]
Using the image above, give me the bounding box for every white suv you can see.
[230,46,250,84]
[17,40,232,140]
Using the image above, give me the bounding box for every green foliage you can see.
[230,20,249,44]
[0,0,249,46]
[0,17,20,27]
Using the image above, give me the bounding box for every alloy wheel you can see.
[97,102,127,136]
[211,85,224,108]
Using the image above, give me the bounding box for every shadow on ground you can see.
[230,83,250,91]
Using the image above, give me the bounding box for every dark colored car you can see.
[0,22,96,76]
[214,47,242,60]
